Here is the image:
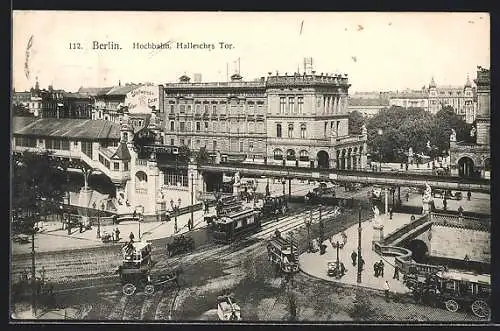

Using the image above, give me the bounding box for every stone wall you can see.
[428,224,490,263]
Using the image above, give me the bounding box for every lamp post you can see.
[357,206,362,283]
[93,201,100,239]
[304,207,313,252]
[190,173,194,231]
[377,129,383,172]
[135,205,143,240]
[282,178,286,196]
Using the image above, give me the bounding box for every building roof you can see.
[12,116,37,132]
[78,87,113,96]
[111,142,131,160]
[62,92,92,99]
[106,85,140,96]
[12,116,121,140]
[389,91,428,99]
[348,98,389,107]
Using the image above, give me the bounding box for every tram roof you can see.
[122,241,151,251]
[437,270,490,285]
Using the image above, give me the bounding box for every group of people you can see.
[350,250,365,269]
[374,259,385,277]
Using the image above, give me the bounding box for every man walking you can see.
[393,265,400,280]
[129,232,135,243]
[384,280,390,302]
[351,251,357,266]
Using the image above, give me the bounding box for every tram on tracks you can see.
[209,208,261,244]
[267,230,299,274]
[403,269,491,318]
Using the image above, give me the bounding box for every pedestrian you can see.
[405,163,409,171]
[467,191,471,201]
[129,232,135,242]
[458,205,464,216]
[400,163,403,170]
[384,280,391,302]
[393,265,400,280]
[115,227,120,241]
[351,251,357,266]
[378,260,385,277]
[405,192,409,202]
[111,228,116,242]
[443,198,447,211]
[373,262,379,277]
[360,257,365,270]
[389,208,393,220]
[79,222,83,233]
[205,201,209,214]
[340,262,347,276]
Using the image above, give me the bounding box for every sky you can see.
[12,11,490,93]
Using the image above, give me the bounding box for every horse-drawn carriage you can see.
[403,269,491,318]
[118,267,178,296]
[166,234,195,257]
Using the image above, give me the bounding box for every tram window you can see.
[444,281,456,291]
[247,217,254,224]
[236,220,243,229]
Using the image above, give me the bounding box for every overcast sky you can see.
[13,11,489,93]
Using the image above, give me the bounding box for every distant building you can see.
[389,88,429,109]
[449,67,490,178]
[12,90,31,107]
[348,97,390,118]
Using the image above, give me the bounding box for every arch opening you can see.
[458,157,475,178]
[317,150,329,169]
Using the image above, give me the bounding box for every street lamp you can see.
[377,129,383,172]
[170,198,181,233]
[304,207,313,252]
[282,178,286,196]
[190,173,194,231]
[101,202,105,238]
[92,201,100,239]
[357,206,362,283]
[135,205,143,240]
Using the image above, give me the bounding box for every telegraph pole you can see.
[357,206,362,283]
[31,223,36,316]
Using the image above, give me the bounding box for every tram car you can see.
[259,195,288,219]
[267,231,299,274]
[403,269,491,318]
[210,208,261,244]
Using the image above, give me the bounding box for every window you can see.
[187,105,191,112]
[299,150,309,162]
[196,122,201,131]
[276,123,282,137]
[204,104,209,113]
[298,97,303,114]
[113,162,120,171]
[124,162,129,171]
[73,141,78,147]
[324,122,328,136]
[249,141,254,152]
[187,139,191,147]
[170,138,174,146]
[212,105,217,114]
[196,104,201,112]
[289,97,295,113]
[280,97,286,114]
[239,141,244,152]
[273,149,283,160]
[300,123,306,138]
[187,122,192,131]
[180,139,185,145]
[204,122,209,131]
[213,122,218,132]
[288,124,294,138]
[180,105,185,113]
[180,122,185,132]
[61,140,70,150]
[336,121,340,136]
[170,121,175,131]
[213,140,217,151]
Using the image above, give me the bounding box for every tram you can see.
[121,241,153,270]
[210,208,261,244]
[267,230,299,274]
[259,195,288,219]
[403,269,491,318]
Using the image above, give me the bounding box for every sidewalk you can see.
[11,207,215,255]
[299,212,415,295]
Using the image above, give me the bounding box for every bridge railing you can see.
[382,214,430,245]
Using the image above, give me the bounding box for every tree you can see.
[12,151,67,227]
[432,106,473,152]
[195,146,209,165]
[348,110,365,135]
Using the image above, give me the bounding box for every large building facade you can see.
[161,70,367,170]
[449,67,490,178]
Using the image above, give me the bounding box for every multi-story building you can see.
[428,77,476,123]
[449,67,490,178]
[389,88,429,109]
[12,90,31,107]
[161,66,367,171]
[348,97,390,118]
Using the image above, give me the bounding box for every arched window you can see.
[286,149,296,161]
[288,124,294,138]
[170,121,175,131]
[273,148,283,160]
[300,123,306,138]
[276,123,282,137]
[299,150,309,162]
[135,171,148,192]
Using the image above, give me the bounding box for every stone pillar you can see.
[146,158,159,215]
[373,223,384,242]
[329,157,336,169]
[78,186,93,209]
[334,96,338,114]
[188,160,204,204]
[384,188,389,214]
